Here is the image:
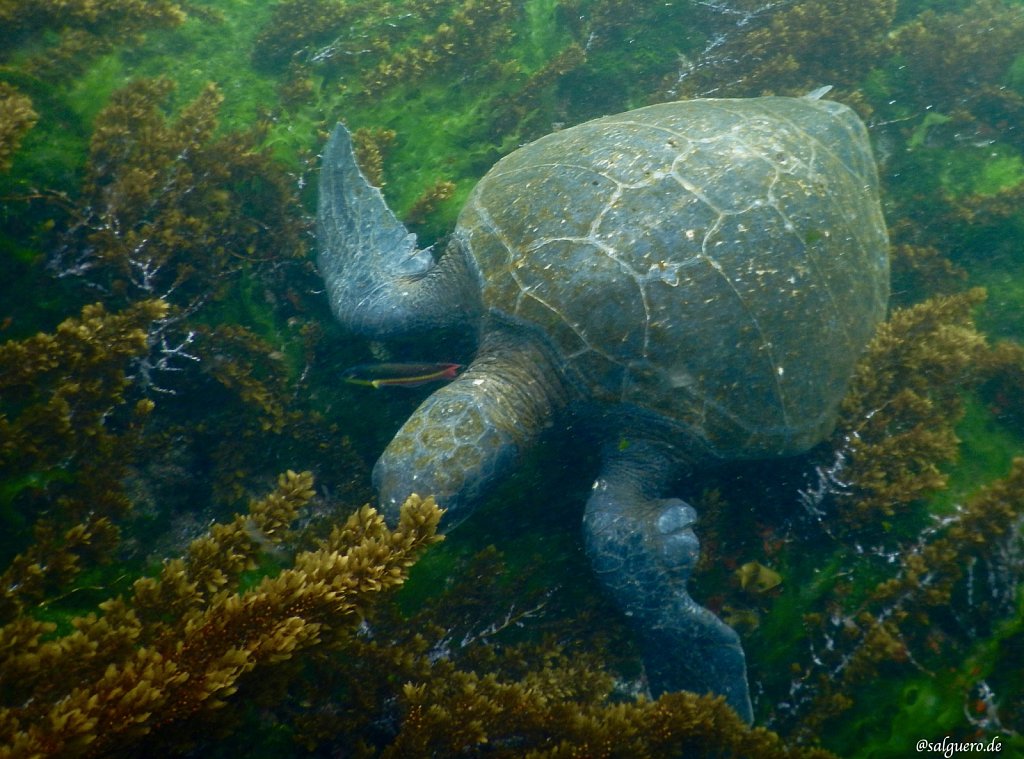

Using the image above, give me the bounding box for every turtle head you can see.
[317,123,481,339]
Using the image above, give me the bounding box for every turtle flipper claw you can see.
[651,500,700,574]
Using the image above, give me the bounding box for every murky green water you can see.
[1,1,1022,756]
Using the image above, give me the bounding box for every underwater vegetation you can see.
[0,84,37,175]
[0,300,168,621]
[0,0,186,80]
[893,0,1024,134]
[0,472,442,757]
[831,289,992,526]
[775,290,1024,740]
[0,0,1023,756]
[668,0,900,103]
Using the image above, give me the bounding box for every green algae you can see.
[939,144,1024,198]
[837,595,1024,759]
[934,396,1024,510]
[523,0,571,67]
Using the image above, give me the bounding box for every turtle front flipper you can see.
[317,123,480,338]
[374,322,571,527]
[582,438,754,723]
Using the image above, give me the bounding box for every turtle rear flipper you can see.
[317,123,480,338]
[583,438,754,723]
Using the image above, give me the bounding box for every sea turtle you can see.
[317,96,889,722]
